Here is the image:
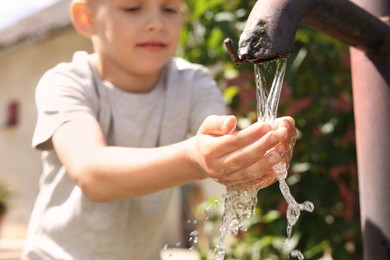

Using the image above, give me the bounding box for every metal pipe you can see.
[350,0,390,258]
[235,0,390,63]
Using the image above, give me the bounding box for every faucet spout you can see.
[236,0,390,63]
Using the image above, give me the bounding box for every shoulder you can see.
[34,51,99,116]
[41,51,92,84]
[36,51,96,99]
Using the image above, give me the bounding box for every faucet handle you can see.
[224,38,245,66]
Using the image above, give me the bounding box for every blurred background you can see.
[0,0,360,259]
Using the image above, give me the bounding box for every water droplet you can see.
[291,249,305,260]
[189,230,199,236]
[300,201,314,212]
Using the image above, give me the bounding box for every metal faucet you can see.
[225,0,390,259]
[225,0,390,65]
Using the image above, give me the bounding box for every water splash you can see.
[214,59,314,259]
[274,163,314,254]
[214,188,258,259]
[188,230,199,250]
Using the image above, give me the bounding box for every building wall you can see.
[0,26,93,246]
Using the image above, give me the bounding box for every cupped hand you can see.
[195,115,296,190]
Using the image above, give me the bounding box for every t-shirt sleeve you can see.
[32,69,98,151]
[190,67,228,134]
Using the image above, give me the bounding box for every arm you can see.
[53,114,295,201]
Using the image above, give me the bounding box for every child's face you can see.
[89,0,183,77]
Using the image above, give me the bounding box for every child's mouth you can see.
[137,42,166,51]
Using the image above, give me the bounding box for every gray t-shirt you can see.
[22,51,226,260]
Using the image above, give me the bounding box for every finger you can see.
[273,118,297,149]
[269,143,293,168]
[216,122,273,158]
[198,115,237,136]
[220,149,281,186]
[273,116,295,130]
[273,117,295,141]
[218,130,280,173]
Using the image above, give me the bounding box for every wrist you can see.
[183,137,209,180]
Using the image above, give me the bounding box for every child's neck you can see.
[112,73,159,93]
[91,55,160,93]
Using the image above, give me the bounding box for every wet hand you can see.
[271,116,297,169]
[195,115,296,190]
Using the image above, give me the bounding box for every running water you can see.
[214,59,314,259]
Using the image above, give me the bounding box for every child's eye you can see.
[124,6,141,12]
[163,6,179,13]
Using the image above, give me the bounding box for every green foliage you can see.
[178,1,361,259]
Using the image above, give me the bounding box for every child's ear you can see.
[69,1,95,37]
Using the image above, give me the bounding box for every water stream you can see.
[214,59,314,259]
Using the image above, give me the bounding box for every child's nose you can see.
[146,12,166,32]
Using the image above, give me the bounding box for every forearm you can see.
[54,115,296,202]
[69,137,206,201]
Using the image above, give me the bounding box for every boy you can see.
[22,0,296,259]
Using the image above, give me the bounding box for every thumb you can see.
[198,115,237,136]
